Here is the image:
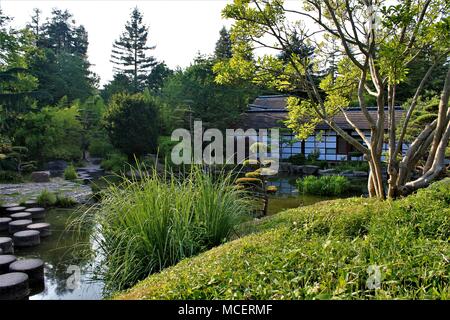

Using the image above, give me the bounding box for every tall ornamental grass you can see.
[90,165,254,292]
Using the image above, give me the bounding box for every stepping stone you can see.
[27,223,51,238]
[0,255,17,274]
[5,207,27,214]
[0,272,29,300]
[23,200,37,208]
[0,237,14,254]
[9,259,44,286]
[0,217,12,232]
[9,220,33,234]
[10,212,32,221]
[13,230,40,248]
[24,208,46,220]
[1,203,20,214]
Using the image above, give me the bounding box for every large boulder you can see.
[30,171,50,183]
[303,165,320,175]
[353,171,369,178]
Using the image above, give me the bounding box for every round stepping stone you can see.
[1,203,20,214]
[24,207,46,220]
[13,230,40,248]
[23,200,37,208]
[9,219,33,234]
[0,255,17,275]
[0,237,14,254]
[9,259,44,287]
[0,272,29,300]
[27,223,51,238]
[5,206,27,214]
[0,217,12,231]
[10,212,32,221]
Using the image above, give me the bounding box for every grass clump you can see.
[37,189,57,207]
[115,179,450,300]
[64,164,77,180]
[87,165,254,293]
[297,175,350,196]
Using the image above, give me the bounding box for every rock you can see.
[353,171,369,178]
[0,255,17,275]
[46,160,68,171]
[12,230,40,248]
[319,169,337,176]
[0,272,29,300]
[27,223,51,238]
[30,171,50,183]
[9,219,33,234]
[291,165,303,174]
[9,259,44,287]
[0,218,12,232]
[10,212,32,221]
[340,170,353,177]
[303,165,320,175]
[0,237,14,254]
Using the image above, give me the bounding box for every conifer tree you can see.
[214,27,232,60]
[111,7,156,92]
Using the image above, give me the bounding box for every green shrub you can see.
[55,194,77,208]
[287,154,306,165]
[88,138,115,158]
[116,179,450,300]
[0,170,23,183]
[83,165,254,293]
[334,161,370,173]
[64,164,78,180]
[101,153,128,173]
[37,189,57,207]
[297,175,350,196]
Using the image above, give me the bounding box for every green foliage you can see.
[157,136,177,162]
[162,56,259,130]
[117,179,450,300]
[104,93,159,159]
[287,153,306,165]
[100,153,128,174]
[0,170,23,183]
[37,189,57,207]
[15,103,83,162]
[54,193,77,208]
[81,165,253,292]
[64,164,77,180]
[334,161,370,173]
[88,138,114,158]
[297,175,351,196]
[111,7,156,92]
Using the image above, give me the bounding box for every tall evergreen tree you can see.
[26,8,42,41]
[111,7,156,92]
[214,27,232,60]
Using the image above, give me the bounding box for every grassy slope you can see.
[116,179,450,300]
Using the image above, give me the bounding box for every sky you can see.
[1,0,234,86]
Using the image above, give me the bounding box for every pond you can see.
[0,207,104,300]
[266,175,367,215]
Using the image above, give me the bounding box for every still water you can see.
[3,208,105,300]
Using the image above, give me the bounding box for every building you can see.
[239,95,407,162]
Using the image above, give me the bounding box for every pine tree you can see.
[111,7,156,92]
[214,27,232,60]
[27,8,42,40]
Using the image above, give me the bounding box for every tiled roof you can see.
[239,96,404,130]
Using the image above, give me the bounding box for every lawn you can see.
[115,178,450,300]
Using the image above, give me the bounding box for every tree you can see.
[214,27,233,60]
[104,93,159,160]
[146,61,173,94]
[162,56,259,131]
[217,0,450,199]
[111,7,157,92]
